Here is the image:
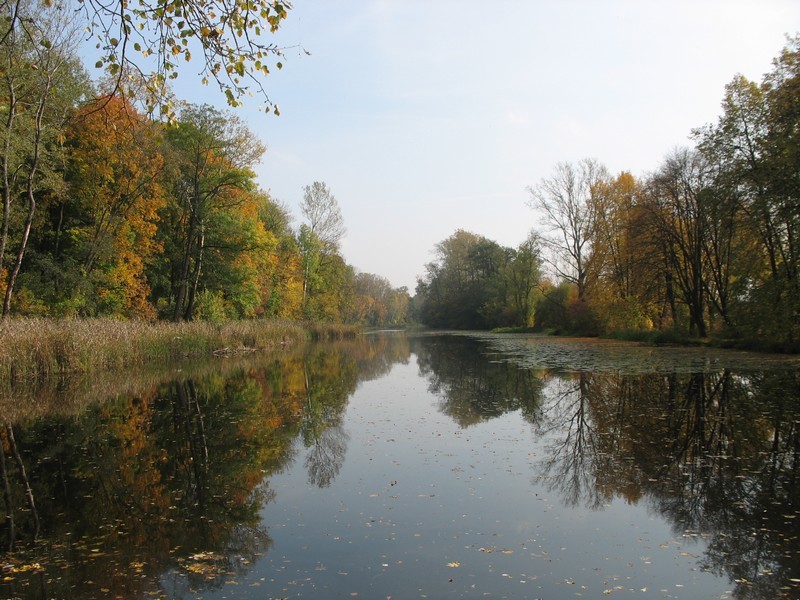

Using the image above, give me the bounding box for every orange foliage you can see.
[67,95,167,317]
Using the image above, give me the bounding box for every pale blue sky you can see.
[178,1,798,292]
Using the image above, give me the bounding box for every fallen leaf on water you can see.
[447,562,460,568]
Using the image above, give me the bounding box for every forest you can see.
[2,0,799,349]
[414,38,800,350]
[0,0,409,326]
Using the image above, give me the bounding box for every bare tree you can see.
[527,159,609,301]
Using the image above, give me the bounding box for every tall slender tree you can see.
[300,181,346,254]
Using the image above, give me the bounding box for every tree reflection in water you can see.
[0,334,407,598]
[0,332,798,598]
[414,334,800,599]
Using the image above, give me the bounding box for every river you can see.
[1,331,799,599]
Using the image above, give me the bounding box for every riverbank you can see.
[0,318,359,383]
[492,325,800,354]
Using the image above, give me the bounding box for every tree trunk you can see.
[184,225,205,320]
[0,75,16,283]
[2,73,50,317]
[2,185,35,317]
[173,211,197,321]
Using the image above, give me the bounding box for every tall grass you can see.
[0,318,356,383]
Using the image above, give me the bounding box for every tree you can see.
[299,181,346,254]
[643,148,712,337]
[687,37,800,346]
[505,233,543,328]
[308,253,354,322]
[349,272,410,327]
[751,37,800,342]
[296,181,351,320]
[63,94,166,317]
[527,159,608,302]
[0,0,89,316]
[157,104,265,320]
[415,230,517,329]
[297,223,323,308]
[588,172,659,331]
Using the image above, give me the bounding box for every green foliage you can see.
[0,2,405,328]
[415,230,529,330]
[600,296,652,333]
[192,290,230,322]
[532,282,571,334]
[0,2,92,316]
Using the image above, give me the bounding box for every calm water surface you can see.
[1,332,799,599]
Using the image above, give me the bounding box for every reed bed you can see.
[0,318,356,384]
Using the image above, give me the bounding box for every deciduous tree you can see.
[643,149,712,337]
[157,104,264,320]
[527,159,608,302]
[0,0,88,316]
[300,181,346,254]
[65,94,166,317]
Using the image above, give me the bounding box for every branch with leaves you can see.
[74,0,295,117]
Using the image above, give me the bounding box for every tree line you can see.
[0,0,410,325]
[414,37,800,350]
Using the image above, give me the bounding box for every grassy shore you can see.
[0,318,358,383]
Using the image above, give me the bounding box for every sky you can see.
[176,0,798,292]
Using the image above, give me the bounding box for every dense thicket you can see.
[415,38,800,349]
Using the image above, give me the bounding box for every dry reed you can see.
[0,318,351,384]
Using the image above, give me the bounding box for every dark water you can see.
[1,332,799,599]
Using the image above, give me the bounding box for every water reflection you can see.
[411,334,544,426]
[0,335,408,598]
[411,335,800,598]
[0,332,798,598]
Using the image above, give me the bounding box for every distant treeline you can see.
[413,38,800,351]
